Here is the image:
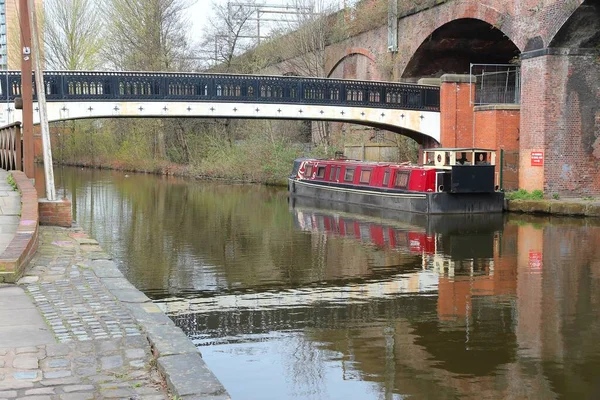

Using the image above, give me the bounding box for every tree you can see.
[200,0,261,71]
[102,0,195,72]
[44,0,105,70]
[102,0,197,160]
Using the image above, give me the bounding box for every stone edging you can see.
[506,199,600,217]
[86,259,231,399]
[0,171,39,282]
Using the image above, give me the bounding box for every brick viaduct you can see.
[267,0,600,197]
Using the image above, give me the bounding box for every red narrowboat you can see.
[288,148,504,214]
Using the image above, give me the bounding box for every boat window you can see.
[359,169,372,184]
[344,168,355,182]
[394,170,410,188]
[383,169,390,186]
[329,166,336,181]
[304,165,313,178]
[316,166,326,179]
[335,167,341,181]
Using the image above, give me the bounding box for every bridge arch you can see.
[326,48,378,79]
[548,0,600,49]
[402,17,520,79]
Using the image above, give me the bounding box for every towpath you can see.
[0,170,229,399]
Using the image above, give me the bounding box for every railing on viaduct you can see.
[0,70,440,112]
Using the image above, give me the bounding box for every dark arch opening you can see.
[549,0,600,48]
[402,18,520,79]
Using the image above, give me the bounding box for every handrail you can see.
[0,70,440,112]
[0,122,22,171]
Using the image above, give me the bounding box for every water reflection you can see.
[51,166,600,400]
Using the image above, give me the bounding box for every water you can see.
[48,166,600,399]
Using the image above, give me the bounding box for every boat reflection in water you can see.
[290,196,512,324]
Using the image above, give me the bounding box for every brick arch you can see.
[548,0,600,48]
[397,2,522,78]
[326,47,377,78]
[409,2,518,53]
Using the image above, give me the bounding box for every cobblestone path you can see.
[0,226,168,399]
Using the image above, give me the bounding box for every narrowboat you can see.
[288,148,504,214]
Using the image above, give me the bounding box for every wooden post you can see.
[19,0,34,178]
[29,0,56,200]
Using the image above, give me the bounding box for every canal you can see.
[47,166,600,399]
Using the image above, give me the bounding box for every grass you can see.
[6,174,17,191]
[505,189,544,200]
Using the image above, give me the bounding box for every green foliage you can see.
[6,174,17,191]
[552,193,560,200]
[505,189,544,200]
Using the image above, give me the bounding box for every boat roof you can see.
[424,147,496,152]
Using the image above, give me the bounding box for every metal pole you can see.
[29,0,56,200]
[18,0,34,178]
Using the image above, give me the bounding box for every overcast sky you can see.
[187,0,344,41]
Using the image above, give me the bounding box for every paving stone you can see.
[73,366,96,377]
[24,388,55,395]
[39,377,79,386]
[99,388,134,398]
[43,370,72,379]
[158,354,228,397]
[12,356,39,369]
[125,348,146,359]
[13,371,39,380]
[59,394,94,400]
[17,396,51,400]
[145,324,200,357]
[17,276,40,284]
[0,381,34,390]
[0,390,17,398]
[15,347,38,355]
[62,385,95,393]
[129,360,145,368]
[46,358,70,368]
[100,355,123,370]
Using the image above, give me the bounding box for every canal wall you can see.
[505,198,600,217]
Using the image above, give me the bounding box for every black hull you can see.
[288,178,504,215]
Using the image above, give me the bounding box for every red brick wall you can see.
[440,76,475,147]
[0,171,39,282]
[39,198,73,228]
[473,108,520,150]
[520,53,600,196]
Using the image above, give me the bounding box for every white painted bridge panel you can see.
[0,100,440,143]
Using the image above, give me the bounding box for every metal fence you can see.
[470,64,521,106]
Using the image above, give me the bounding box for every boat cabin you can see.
[422,148,497,169]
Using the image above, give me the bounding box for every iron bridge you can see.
[0,71,441,143]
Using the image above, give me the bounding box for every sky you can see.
[187,0,344,41]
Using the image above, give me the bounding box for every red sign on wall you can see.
[528,251,543,273]
[531,151,544,166]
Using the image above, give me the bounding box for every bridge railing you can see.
[0,71,440,112]
[0,122,22,171]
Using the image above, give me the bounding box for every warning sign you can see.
[531,152,544,166]
[529,251,543,272]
